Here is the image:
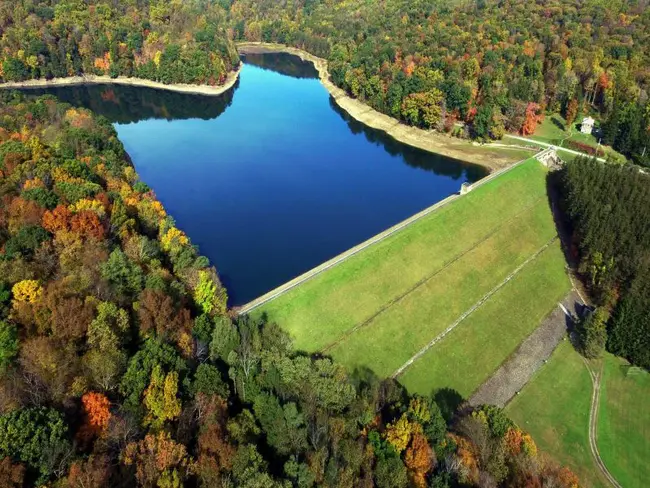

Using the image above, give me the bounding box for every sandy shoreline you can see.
[1,44,519,170]
[238,42,516,171]
[0,63,242,97]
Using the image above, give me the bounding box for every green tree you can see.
[120,339,187,414]
[579,308,609,359]
[191,363,230,399]
[0,407,70,484]
[100,249,144,298]
[374,452,408,488]
[0,321,18,371]
[194,269,227,315]
[253,393,307,456]
[2,58,29,82]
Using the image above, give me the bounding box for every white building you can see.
[581,116,595,135]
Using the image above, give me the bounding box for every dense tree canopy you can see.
[559,157,650,369]
[0,93,580,486]
[0,0,239,86]
[230,0,650,164]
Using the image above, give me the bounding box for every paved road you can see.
[469,290,585,407]
[502,134,607,162]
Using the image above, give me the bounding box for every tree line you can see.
[3,1,648,165]
[229,0,650,166]
[0,93,581,486]
[0,0,239,87]
[558,157,650,369]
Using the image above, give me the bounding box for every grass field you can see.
[254,158,570,396]
[399,243,570,397]
[529,115,626,162]
[598,354,650,488]
[506,342,608,488]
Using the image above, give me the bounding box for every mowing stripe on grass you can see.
[391,236,559,379]
[321,196,547,353]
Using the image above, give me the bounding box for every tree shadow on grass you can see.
[433,387,465,422]
[551,115,566,132]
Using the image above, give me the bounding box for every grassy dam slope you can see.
[253,158,571,397]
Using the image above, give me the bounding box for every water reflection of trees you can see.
[329,97,487,182]
[240,52,318,79]
[20,80,237,124]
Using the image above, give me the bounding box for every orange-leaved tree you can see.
[404,430,434,487]
[79,392,111,442]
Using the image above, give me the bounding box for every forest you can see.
[0,0,239,86]
[0,93,582,487]
[229,0,650,166]
[2,1,649,165]
[0,0,647,486]
[558,158,650,369]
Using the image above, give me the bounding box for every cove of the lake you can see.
[23,52,487,305]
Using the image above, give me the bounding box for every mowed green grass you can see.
[255,159,551,355]
[399,242,570,397]
[506,342,608,488]
[326,201,557,378]
[598,354,650,488]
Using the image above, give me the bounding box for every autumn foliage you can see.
[404,431,434,487]
[521,102,543,135]
[81,392,111,435]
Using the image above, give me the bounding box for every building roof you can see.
[582,116,595,124]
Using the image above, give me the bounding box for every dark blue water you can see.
[24,53,486,305]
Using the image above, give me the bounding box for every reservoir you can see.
[24,52,487,305]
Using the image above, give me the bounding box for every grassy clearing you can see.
[598,354,650,488]
[399,242,570,397]
[529,115,626,162]
[326,200,557,378]
[506,342,607,488]
[255,159,550,352]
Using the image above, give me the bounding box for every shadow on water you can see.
[328,97,488,182]
[18,79,238,124]
[240,52,318,79]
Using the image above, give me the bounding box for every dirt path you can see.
[582,359,623,488]
[469,290,583,407]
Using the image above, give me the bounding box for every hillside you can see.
[0,94,583,487]
[0,0,239,86]
[230,0,650,165]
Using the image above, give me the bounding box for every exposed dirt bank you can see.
[0,64,241,97]
[238,42,514,171]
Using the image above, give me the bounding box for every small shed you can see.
[580,116,595,135]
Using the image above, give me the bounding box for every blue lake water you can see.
[25,53,487,305]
